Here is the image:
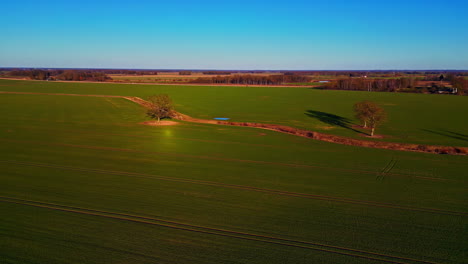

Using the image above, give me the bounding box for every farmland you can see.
[0,79,467,264]
[0,79,467,147]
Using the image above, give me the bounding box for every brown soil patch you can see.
[360,134,385,139]
[213,121,467,155]
[140,120,179,126]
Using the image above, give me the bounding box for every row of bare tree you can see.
[191,74,311,85]
[327,77,467,95]
[450,77,468,95]
[326,77,419,92]
[7,69,111,81]
[55,70,111,81]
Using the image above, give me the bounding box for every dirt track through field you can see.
[1,159,465,216]
[0,196,443,264]
[1,91,467,155]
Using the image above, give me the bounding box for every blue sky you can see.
[1,0,467,70]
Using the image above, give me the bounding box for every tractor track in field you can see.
[0,196,444,264]
[0,138,450,181]
[1,160,466,217]
[377,158,398,181]
[0,124,287,149]
[3,126,466,166]
[1,90,466,155]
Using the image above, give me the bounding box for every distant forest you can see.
[326,74,468,94]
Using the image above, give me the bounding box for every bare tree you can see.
[354,101,371,128]
[354,101,386,136]
[147,94,175,122]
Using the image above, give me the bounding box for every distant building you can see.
[438,87,458,94]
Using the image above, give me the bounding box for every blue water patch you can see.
[214,117,230,121]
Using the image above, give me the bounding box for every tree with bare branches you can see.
[147,94,175,122]
[354,101,386,136]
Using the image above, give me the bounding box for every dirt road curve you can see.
[1,91,466,155]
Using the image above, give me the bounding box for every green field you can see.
[1,79,467,147]
[0,80,467,263]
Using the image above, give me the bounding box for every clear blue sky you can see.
[1,0,467,70]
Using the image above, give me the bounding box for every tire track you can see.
[377,158,397,181]
[0,138,449,181]
[2,121,464,166]
[1,160,466,217]
[0,196,441,264]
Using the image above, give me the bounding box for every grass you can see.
[1,79,468,147]
[0,92,467,263]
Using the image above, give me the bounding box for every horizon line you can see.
[2,66,468,72]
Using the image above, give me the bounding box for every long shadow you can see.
[422,129,468,142]
[307,86,327,90]
[305,110,365,134]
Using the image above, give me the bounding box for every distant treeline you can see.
[2,69,467,93]
[56,70,111,81]
[202,71,232,75]
[326,77,467,95]
[278,71,468,77]
[9,69,54,80]
[191,74,311,85]
[328,77,419,92]
[7,69,111,82]
[450,77,468,95]
[97,69,158,75]
[2,68,468,76]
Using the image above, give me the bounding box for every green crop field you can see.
[1,79,467,147]
[0,80,467,263]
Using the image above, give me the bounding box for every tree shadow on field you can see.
[305,110,365,134]
[421,129,468,142]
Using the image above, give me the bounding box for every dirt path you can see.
[1,91,466,155]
